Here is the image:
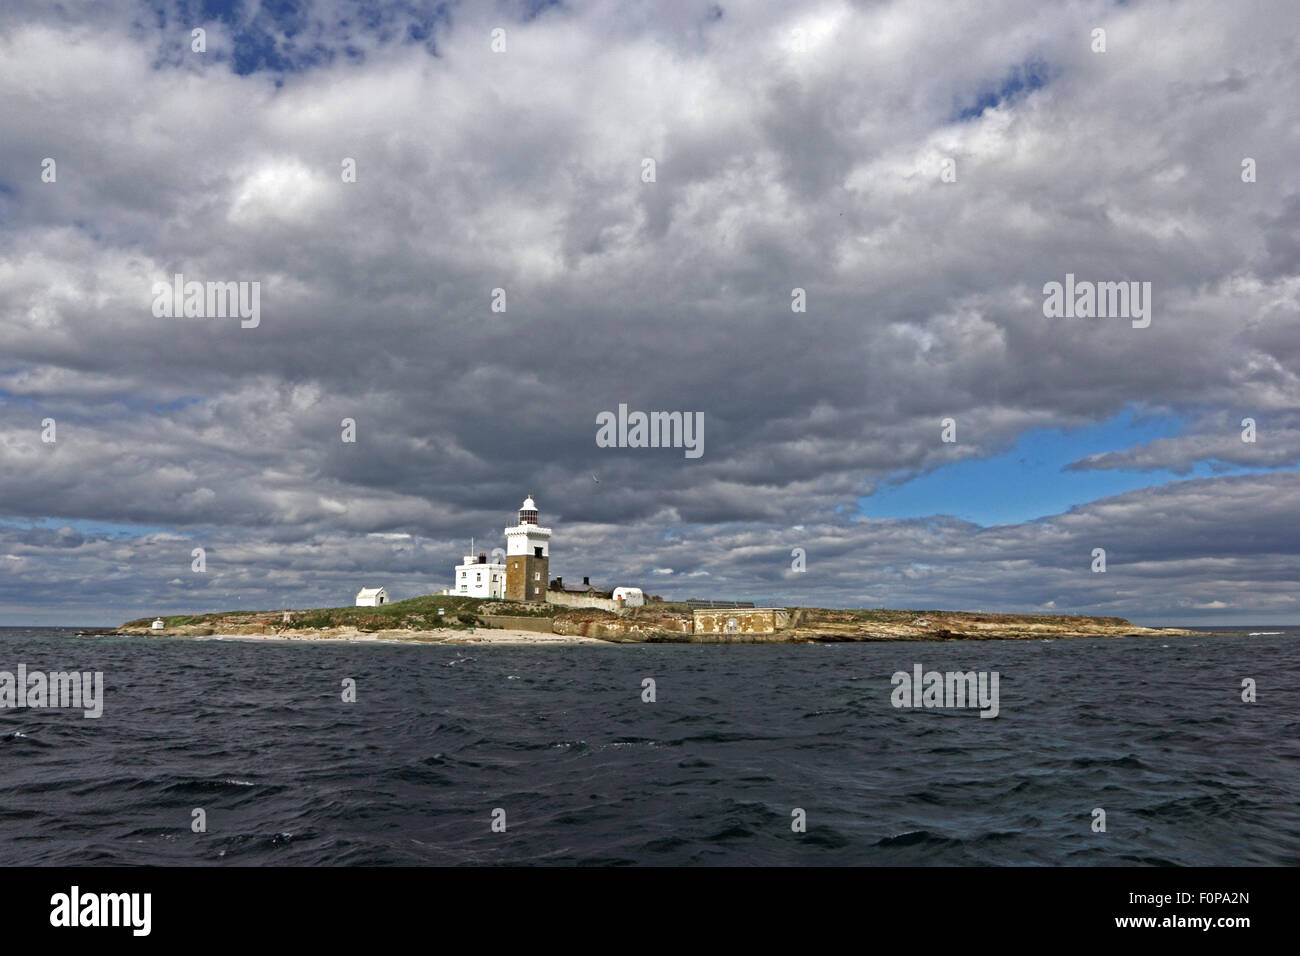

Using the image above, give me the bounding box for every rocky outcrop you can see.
[552,606,1198,643]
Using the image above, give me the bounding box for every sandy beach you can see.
[185,626,608,646]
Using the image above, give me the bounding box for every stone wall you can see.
[692,607,789,635]
[481,615,554,633]
[545,591,628,613]
[553,616,690,641]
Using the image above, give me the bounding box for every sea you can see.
[1,626,1297,866]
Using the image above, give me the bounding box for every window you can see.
[460,571,466,579]
[534,587,539,595]
[534,547,543,558]
[534,572,540,581]
[476,573,481,582]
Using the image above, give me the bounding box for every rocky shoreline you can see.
[105,612,1202,645]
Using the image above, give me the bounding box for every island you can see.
[107,594,1199,645]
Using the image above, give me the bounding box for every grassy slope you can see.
[121,593,566,632]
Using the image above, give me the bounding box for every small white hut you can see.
[151,618,165,631]
[612,587,645,607]
[355,587,388,607]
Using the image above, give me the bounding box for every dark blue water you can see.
[1,626,1297,865]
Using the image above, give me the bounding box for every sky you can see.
[1,0,1298,626]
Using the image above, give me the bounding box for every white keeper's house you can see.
[454,546,507,598]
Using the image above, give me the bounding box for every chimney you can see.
[478,553,487,564]
[554,576,562,588]
[583,576,590,586]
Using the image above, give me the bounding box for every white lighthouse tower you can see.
[504,494,551,602]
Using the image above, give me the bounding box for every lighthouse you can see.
[504,494,551,602]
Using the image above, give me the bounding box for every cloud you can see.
[1066,410,1300,474]
[0,0,1296,624]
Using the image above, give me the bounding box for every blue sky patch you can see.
[0,518,179,539]
[150,0,452,74]
[860,407,1295,526]
[954,60,1052,122]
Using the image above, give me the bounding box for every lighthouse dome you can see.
[518,494,540,525]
